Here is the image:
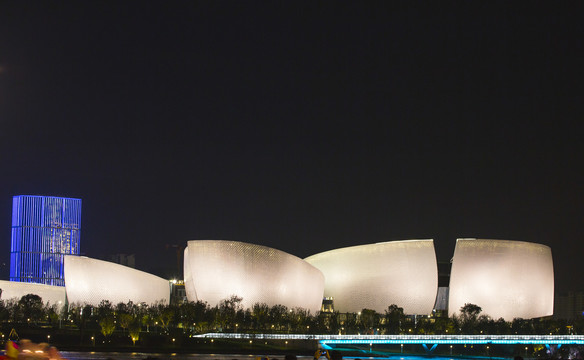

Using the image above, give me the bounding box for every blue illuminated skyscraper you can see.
[10,195,81,286]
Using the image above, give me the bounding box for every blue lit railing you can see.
[317,335,584,346]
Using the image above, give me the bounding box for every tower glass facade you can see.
[10,195,81,286]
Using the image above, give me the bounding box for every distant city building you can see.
[437,261,452,287]
[434,287,449,314]
[554,292,584,320]
[10,195,81,286]
[170,279,187,305]
[433,261,452,316]
[108,253,135,268]
[321,297,334,313]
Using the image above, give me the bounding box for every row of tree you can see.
[1,294,583,341]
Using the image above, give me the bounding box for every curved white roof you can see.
[305,239,438,314]
[64,256,170,306]
[0,280,66,306]
[184,240,324,313]
[448,238,554,320]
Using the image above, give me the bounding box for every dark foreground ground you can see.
[1,327,570,359]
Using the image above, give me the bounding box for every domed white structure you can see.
[64,256,170,306]
[0,280,66,306]
[305,239,438,314]
[448,238,554,320]
[184,240,324,313]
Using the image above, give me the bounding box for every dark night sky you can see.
[0,2,583,292]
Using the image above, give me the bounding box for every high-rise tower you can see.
[10,195,81,286]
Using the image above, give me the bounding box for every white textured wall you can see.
[305,240,438,314]
[0,280,66,306]
[184,240,324,313]
[64,256,170,306]
[448,238,554,320]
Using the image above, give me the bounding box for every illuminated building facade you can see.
[10,195,81,286]
[64,256,170,306]
[184,240,325,313]
[448,238,554,320]
[305,240,438,314]
[0,280,66,306]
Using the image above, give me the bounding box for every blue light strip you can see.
[196,333,584,346]
[320,338,584,345]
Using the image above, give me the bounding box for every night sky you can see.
[1,2,583,292]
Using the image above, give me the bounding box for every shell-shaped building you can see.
[64,256,170,306]
[184,240,325,313]
[0,280,66,306]
[305,240,438,314]
[448,238,554,320]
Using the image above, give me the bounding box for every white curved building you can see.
[305,240,438,314]
[448,238,554,320]
[0,280,66,306]
[184,240,325,313]
[64,256,170,306]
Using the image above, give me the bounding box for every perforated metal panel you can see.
[0,280,66,306]
[305,240,438,314]
[448,238,554,320]
[64,256,170,306]
[184,240,325,313]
